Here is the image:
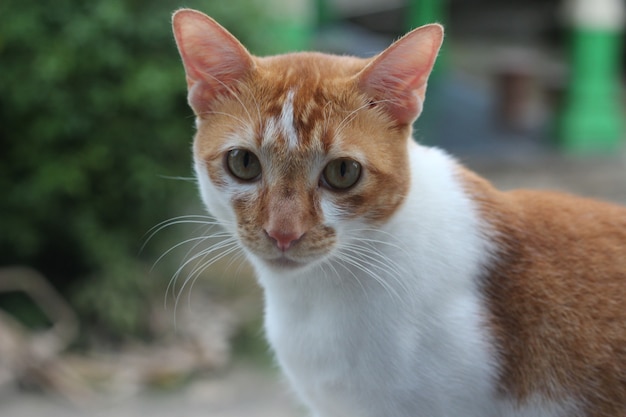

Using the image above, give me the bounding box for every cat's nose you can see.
[265,229,304,252]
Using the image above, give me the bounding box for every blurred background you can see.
[0,0,624,415]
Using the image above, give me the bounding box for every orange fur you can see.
[462,168,626,416]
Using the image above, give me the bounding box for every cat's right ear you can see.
[172,9,254,115]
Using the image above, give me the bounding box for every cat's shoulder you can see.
[457,161,626,226]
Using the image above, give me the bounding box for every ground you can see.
[0,362,302,417]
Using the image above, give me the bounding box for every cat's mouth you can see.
[265,255,305,270]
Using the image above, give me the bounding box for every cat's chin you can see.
[264,255,307,270]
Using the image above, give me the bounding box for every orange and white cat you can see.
[172,9,626,417]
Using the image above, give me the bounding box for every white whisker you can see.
[197,109,250,130]
[184,243,242,305]
[334,99,393,139]
[157,175,198,183]
[151,234,213,273]
[333,249,402,303]
[166,236,238,308]
[197,70,256,126]
[323,256,369,301]
[173,242,242,324]
[141,214,222,252]
[341,242,406,281]
[237,82,263,126]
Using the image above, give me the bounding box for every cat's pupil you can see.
[340,161,347,177]
[243,151,250,167]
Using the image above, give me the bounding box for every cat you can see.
[172,9,626,417]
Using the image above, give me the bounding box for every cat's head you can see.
[172,10,442,273]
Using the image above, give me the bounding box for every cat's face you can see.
[173,10,442,272]
[193,55,412,271]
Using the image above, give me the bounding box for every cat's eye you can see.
[226,149,262,181]
[322,158,361,190]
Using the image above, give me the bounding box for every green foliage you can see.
[0,0,272,341]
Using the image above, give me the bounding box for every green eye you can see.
[323,158,361,190]
[226,149,261,181]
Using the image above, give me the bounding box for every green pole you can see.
[406,0,447,76]
[406,0,448,145]
[315,0,334,27]
[559,0,624,153]
[407,0,445,28]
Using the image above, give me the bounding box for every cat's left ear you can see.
[357,24,443,125]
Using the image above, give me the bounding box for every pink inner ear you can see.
[172,10,254,113]
[358,24,443,125]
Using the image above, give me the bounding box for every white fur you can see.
[279,89,298,149]
[196,138,578,417]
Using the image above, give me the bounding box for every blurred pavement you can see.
[0,363,302,417]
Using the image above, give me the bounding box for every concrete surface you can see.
[0,363,303,417]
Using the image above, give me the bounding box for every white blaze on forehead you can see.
[279,89,299,148]
[263,117,279,146]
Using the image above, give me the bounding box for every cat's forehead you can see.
[242,54,370,153]
[257,88,328,153]
[256,52,369,84]
[254,54,368,117]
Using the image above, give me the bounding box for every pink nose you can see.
[265,229,304,251]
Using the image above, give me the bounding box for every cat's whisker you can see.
[197,70,256,126]
[153,223,231,278]
[323,257,370,302]
[352,235,412,260]
[165,235,238,309]
[182,245,251,330]
[141,214,222,252]
[223,246,250,277]
[347,227,414,259]
[173,241,242,322]
[334,99,394,139]
[333,247,402,301]
[321,100,334,139]
[197,109,250,131]
[174,229,233,274]
[174,235,238,284]
[236,82,263,126]
[166,232,230,298]
[152,234,215,273]
[157,175,198,183]
[342,240,408,280]
[343,249,407,295]
[339,243,414,305]
[183,244,243,309]
[141,214,226,310]
[334,251,402,304]
[334,112,359,140]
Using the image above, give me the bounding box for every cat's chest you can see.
[263,282,408,416]
[263,279,382,370]
[261,270,499,417]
